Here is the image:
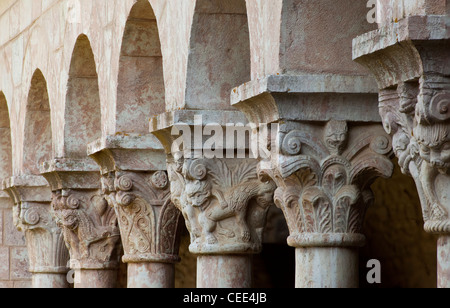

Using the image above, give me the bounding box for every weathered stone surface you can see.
[233,65,393,288]
[354,10,450,288]
[3,209,25,246]
[88,134,183,288]
[2,175,69,288]
[10,247,31,280]
[0,247,9,280]
[0,0,447,289]
[40,158,121,288]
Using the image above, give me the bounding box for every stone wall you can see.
[0,197,31,288]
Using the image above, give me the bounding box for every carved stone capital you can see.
[168,156,276,254]
[354,16,450,235]
[232,75,393,248]
[150,111,277,255]
[87,134,182,265]
[259,121,393,248]
[379,81,450,234]
[2,175,69,275]
[40,158,121,270]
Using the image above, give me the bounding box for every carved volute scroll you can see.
[87,134,183,266]
[51,189,121,269]
[353,17,450,235]
[101,170,182,264]
[379,75,450,234]
[40,159,122,271]
[2,176,69,276]
[168,156,276,254]
[259,121,394,248]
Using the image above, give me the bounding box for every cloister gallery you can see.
[0,0,449,288]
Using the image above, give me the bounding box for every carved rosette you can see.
[260,121,394,248]
[51,189,121,270]
[101,170,182,264]
[168,156,276,254]
[379,75,450,234]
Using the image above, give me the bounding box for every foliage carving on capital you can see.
[3,183,69,274]
[168,156,276,254]
[101,170,181,264]
[51,190,121,269]
[379,76,450,234]
[261,121,393,247]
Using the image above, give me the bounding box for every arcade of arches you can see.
[0,0,448,288]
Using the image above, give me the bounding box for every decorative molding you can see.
[51,189,121,270]
[379,76,450,234]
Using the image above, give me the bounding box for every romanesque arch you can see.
[23,69,52,175]
[184,0,251,110]
[64,34,101,158]
[0,92,11,180]
[117,0,165,133]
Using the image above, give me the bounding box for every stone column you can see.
[87,134,183,288]
[232,76,394,288]
[39,158,121,288]
[2,175,70,288]
[151,111,276,288]
[353,14,450,288]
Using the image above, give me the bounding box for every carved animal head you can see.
[61,209,79,230]
[184,180,211,208]
[324,120,348,155]
[414,123,450,170]
[254,181,276,209]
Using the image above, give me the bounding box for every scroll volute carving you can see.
[2,180,69,274]
[168,156,276,254]
[51,189,121,268]
[101,170,182,263]
[379,76,450,233]
[263,121,393,246]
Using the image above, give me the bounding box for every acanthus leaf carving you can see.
[102,170,181,264]
[51,189,121,269]
[263,122,393,247]
[2,179,70,275]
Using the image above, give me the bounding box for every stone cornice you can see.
[353,15,449,89]
[230,74,380,124]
